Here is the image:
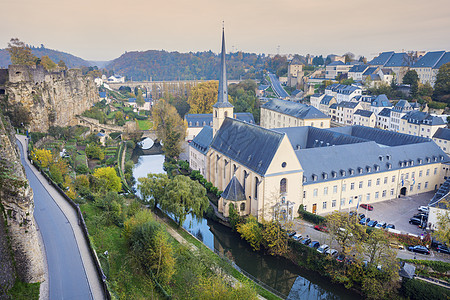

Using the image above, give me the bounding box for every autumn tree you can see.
[236,215,263,251]
[40,55,57,71]
[326,211,367,256]
[187,81,219,114]
[6,38,37,66]
[92,167,122,192]
[152,99,187,158]
[262,220,289,256]
[160,175,208,227]
[433,201,450,245]
[58,60,67,70]
[137,173,169,209]
[31,149,53,168]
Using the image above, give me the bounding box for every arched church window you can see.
[240,203,245,212]
[254,177,259,199]
[280,178,287,194]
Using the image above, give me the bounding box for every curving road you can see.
[16,137,102,299]
[268,73,290,98]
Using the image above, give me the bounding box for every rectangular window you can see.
[382,190,386,197]
[392,175,396,183]
[323,201,327,209]
[425,182,428,189]
[390,188,394,196]
[410,185,414,191]
[313,189,318,197]
[405,173,409,179]
[332,200,336,208]
[419,170,423,177]
[359,181,363,188]
[342,184,346,192]
[333,185,337,194]
[324,187,328,195]
[418,183,421,190]
[434,168,438,175]
[341,198,345,206]
[351,183,355,190]
[384,177,387,184]
[368,180,372,187]
[426,169,430,176]
[366,193,370,201]
[376,178,380,185]
[412,172,415,178]
[375,192,379,199]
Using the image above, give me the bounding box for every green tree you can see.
[130,221,176,285]
[403,70,419,97]
[137,173,169,209]
[228,80,261,123]
[262,220,289,256]
[6,38,37,66]
[58,60,67,70]
[312,55,324,66]
[92,167,122,192]
[115,111,125,126]
[433,62,450,103]
[236,215,263,251]
[160,175,208,226]
[418,82,434,97]
[86,144,105,160]
[187,81,219,114]
[94,191,125,225]
[152,99,187,158]
[136,89,145,107]
[433,202,450,246]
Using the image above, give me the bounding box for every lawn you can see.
[137,119,153,131]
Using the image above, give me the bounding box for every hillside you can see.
[0,46,92,68]
[105,50,270,81]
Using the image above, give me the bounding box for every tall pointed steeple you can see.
[213,25,234,136]
[213,26,233,109]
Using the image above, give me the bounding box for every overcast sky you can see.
[2,0,450,61]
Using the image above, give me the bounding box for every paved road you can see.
[16,137,104,299]
[268,73,290,98]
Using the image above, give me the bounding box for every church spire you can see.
[213,25,233,108]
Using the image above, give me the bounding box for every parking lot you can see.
[356,191,435,236]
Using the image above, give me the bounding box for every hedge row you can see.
[400,278,450,300]
[297,205,326,225]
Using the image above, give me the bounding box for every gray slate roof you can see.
[363,67,379,75]
[262,99,330,120]
[328,61,345,66]
[211,118,285,176]
[329,103,338,109]
[354,109,374,117]
[185,113,255,128]
[393,100,412,112]
[433,128,450,141]
[337,101,360,109]
[384,53,410,67]
[378,108,392,117]
[326,84,361,95]
[190,126,213,155]
[371,95,392,107]
[349,65,368,73]
[369,51,395,66]
[412,51,446,68]
[320,95,335,105]
[221,175,246,201]
[434,52,450,69]
[402,111,446,126]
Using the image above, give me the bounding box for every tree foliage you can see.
[86,144,105,160]
[433,204,450,246]
[236,215,263,251]
[326,211,367,256]
[92,167,122,192]
[262,220,289,256]
[228,80,260,123]
[403,70,419,97]
[40,55,57,71]
[6,38,37,66]
[433,62,450,103]
[136,89,145,107]
[160,175,208,226]
[31,149,53,168]
[187,81,219,114]
[137,173,169,209]
[152,99,187,158]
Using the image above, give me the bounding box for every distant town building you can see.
[412,51,450,87]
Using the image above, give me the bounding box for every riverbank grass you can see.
[7,280,40,300]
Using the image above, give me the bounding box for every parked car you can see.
[418,206,429,213]
[409,217,422,225]
[317,244,329,254]
[360,204,374,211]
[386,224,395,229]
[359,217,370,225]
[389,241,405,250]
[293,233,303,241]
[367,220,378,227]
[408,245,430,255]
[349,211,357,217]
[314,225,328,232]
[325,248,338,256]
[375,222,386,229]
[358,213,365,220]
[301,237,311,245]
[309,241,320,249]
[336,254,345,263]
[436,245,450,254]
[413,214,428,221]
[287,230,296,237]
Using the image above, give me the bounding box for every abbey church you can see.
[189,30,450,222]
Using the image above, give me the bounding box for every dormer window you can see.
[426,157,431,163]
[358,167,363,174]
[349,169,354,175]
[366,166,371,173]
[386,163,392,169]
[312,174,318,181]
[322,172,328,179]
[386,155,391,160]
[332,171,337,178]
[303,176,307,183]
[418,158,423,164]
[405,161,409,167]
[379,155,383,161]
[374,165,380,171]
[410,160,414,166]
[400,161,404,167]
[433,156,438,162]
[340,170,346,176]
[441,155,444,161]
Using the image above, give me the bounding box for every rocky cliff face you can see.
[0,112,44,284]
[5,65,99,132]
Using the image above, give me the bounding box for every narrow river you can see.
[132,145,361,299]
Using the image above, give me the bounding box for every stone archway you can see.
[400,187,407,196]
